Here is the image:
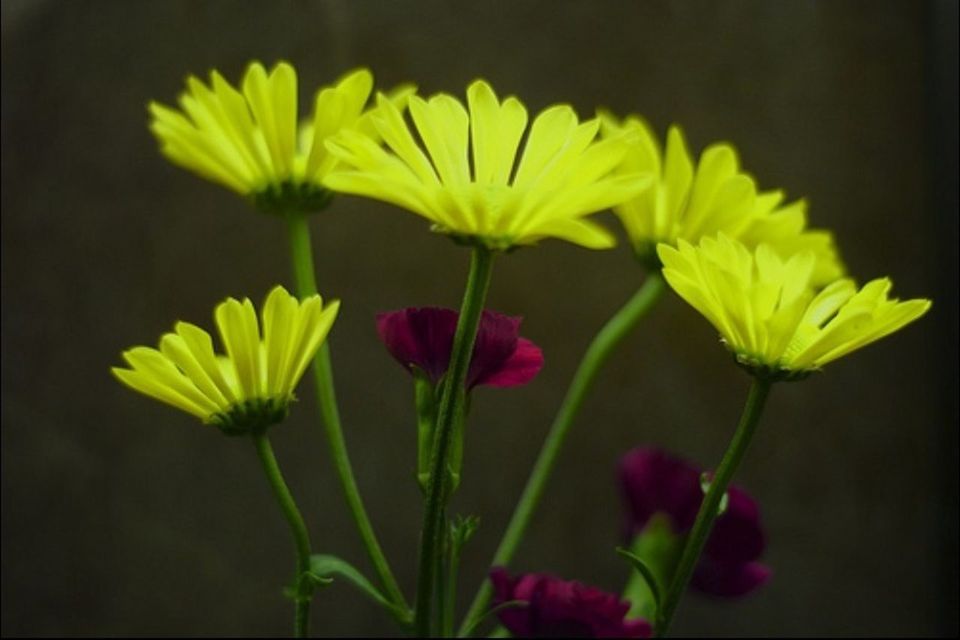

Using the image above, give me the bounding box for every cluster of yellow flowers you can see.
[115,60,929,428]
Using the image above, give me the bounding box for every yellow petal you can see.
[262,286,300,397]
[215,297,263,398]
[408,94,471,186]
[242,61,298,179]
[175,321,240,402]
[468,80,528,185]
[118,347,220,417]
[112,367,211,420]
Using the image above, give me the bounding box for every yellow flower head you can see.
[323,80,652,250]
[148,61,413,214]
[600,113,843,285]
[658,234,930,379]
[112,286,339,434]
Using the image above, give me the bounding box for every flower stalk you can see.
[656,377,772,635]
[460,271,666,635]
[415,246,496,636]
[286,213,409,613]
[252,431,314,638]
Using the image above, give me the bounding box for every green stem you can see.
[444,519,461,637]
[252,432,313,638]
[436,510,449,637]
[459,272,665,635]
[415,247,496,637]
[441,548,460,638]
[286,214,409,613]
[656,377,773,636]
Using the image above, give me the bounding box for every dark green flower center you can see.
[732,352,813,383]
[209,397,290,436]
[252,181,334,216]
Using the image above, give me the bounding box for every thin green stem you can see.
[286,214,409,613]
[252,432,313,638]
[415,247,496,637]
[459,272,666,635]
[437,511,450,637]
[444,527,461,638]
[656,377,773,636]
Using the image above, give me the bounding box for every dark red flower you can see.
[490,568,652,638]
[376,307,543,389]
[619,447,771,598]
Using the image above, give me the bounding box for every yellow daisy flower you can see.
[148,61,413,214]
[323,80,652,250]
[657,234,930,379]
[112,286,339,434]
[599,112,843,284]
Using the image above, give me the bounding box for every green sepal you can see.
[633,241,664,272]
[209,397,289,436]
[251,181,334,216]
[446,394,470,493]
[440,227,516,252]
[620,514,681,621]
[415,371,469,495]
[731,351,813,382]
[310,554,413,625]
[414,368,438,494]
[449,514,480,550]
[616,547,662,618]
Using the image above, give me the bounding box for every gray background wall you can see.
[2,1,957,637]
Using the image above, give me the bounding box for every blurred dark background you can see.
[2,0,957,636]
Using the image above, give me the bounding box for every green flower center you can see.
[731,351,813,383]
[252,181,334,216]
[209,397,290,436]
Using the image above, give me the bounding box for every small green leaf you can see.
[303,571,333,588]
[282,570,332,603]
[620,515,681,620]
[460,600,527,638]
[450,514,480,549]
[617,547,662,615]
[310,554,412,624]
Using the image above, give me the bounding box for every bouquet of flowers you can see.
[113,61,930,637]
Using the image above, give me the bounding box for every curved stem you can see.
[459,272,666,635]
[252,432,313,638]
[415,247,496,636]
[286,214,409,612]
[656,377,773,636]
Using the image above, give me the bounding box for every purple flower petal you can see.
[618,447,770,599]
[619,448,703,535]
[476,338,544,388]
[691,560,772,598]
[466,311,521,388]
[377,307,543,389]
[703,486,765,564]
[490,568,652,638]
[376,308,457,384]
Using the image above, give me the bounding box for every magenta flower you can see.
[490,568,652,638]
[619,447,771,598]
[376,307,543,389]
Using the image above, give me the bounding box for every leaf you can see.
[460,600,527,638]
[616,547,662,615]
[450,514,480,548]
[310,554,412,624]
